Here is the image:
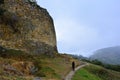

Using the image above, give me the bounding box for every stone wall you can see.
[0,0,57,54]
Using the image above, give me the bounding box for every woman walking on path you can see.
[72,61,75,71]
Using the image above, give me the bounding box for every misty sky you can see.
[37,0,120,57]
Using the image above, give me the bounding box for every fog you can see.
[37,0,120,57]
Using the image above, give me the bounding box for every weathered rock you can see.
[0,0,57,54]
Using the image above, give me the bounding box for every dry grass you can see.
[34,54,81,80]
[0,49,81,80]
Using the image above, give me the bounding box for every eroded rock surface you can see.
[0,0,57,54]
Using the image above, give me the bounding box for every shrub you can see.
[91,59,103,66]
[0,8,5,16]
[0,0,4,4]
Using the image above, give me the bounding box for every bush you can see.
[0,8,5,16]
[91,59,103,66]
[27,0,37,7]
[84,59,120,72]
[0,0,4,4]
[103,64,120,72]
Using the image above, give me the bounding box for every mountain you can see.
[90,46,120,65]
[0,0,57,54]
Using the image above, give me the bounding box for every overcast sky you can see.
[37,0,120,57]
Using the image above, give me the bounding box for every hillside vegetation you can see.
[0,47,81,80]
[90,46,120,65]
[72,64,120,80]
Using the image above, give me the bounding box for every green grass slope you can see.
[72,68,101,80]
[72,64,120,80]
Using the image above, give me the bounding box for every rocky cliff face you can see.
[0,0,57,54]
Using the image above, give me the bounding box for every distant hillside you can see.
[90,46,120,65]
[69,54,88,60]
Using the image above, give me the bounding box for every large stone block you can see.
[0,0,57,54]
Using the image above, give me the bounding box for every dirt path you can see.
[64,63,88,80]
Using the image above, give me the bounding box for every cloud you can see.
[37,0,120,57]
[55,18,97,42]
[54,17,100,55]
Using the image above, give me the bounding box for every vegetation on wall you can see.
[27,0,37,7]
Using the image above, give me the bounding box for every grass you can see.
[0,48,81,80]
[72,68,101,80]
[72,64,120,80]
[0,76,32,80]
[34,54,80,80]
[0,48,120,80]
